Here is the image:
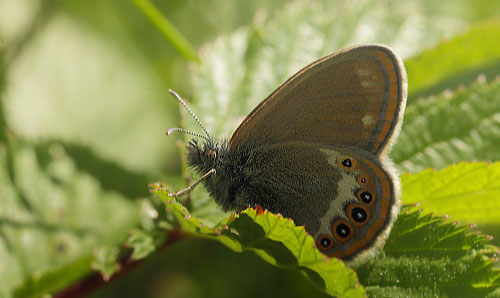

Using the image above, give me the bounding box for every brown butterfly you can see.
[167,44,407,264]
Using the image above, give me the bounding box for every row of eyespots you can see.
[347,204,369,226]
[317,218,357,250]
[341,156,375,234]
[317,156,374,251]
[339,155,376,205]
[320,202,372,248]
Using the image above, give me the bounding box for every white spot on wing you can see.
[315,148,360,239]
[315,172,359,239]
[362,115,375,127]
[357,69,371,77]
[320,148,340,168]
[357,69,377,88]
[361,80,376,88]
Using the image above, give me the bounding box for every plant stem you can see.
[54,228,186,298]
[131,0,200,62]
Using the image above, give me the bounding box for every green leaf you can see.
[0,140,140,297]
[401,162,500,226]
[13,256,93,298]
[0,50,6,143]
[405,19,500,100]
[392,78,500,173]
[33,140,155,199]
[91,246,120,280]
[357,205,500,297]
[150,183,364,298]
[126,228,166,260]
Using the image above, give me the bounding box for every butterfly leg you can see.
[168,168,216,197]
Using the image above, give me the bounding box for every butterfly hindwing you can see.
[312,146,399,261]
[226,141,398,261]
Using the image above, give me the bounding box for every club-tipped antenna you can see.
[168,89,212,141]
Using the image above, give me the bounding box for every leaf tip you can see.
[148,182,160,192]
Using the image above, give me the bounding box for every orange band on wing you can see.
[363,159,393,241]
[326,157,394,259]
[371,51,403,154]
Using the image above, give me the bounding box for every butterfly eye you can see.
[356,188,374,205]
[346,204,370,226]
[316,234,335,250]
[207,149,217,159]
[332,219,354,242]
[338,156,357,169]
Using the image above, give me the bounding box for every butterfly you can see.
[167,44,407,264]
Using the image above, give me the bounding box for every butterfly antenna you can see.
[166,127,209,141]
[168,89,212,141]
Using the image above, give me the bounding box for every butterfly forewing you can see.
[229,45,407,156]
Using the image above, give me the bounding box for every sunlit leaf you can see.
[401,162,500,226]
[358,206,500,297]
[405,20,500,100]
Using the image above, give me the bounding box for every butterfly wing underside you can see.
[312,145,399,261]
[228,45,407,262]
[228,45,407,156]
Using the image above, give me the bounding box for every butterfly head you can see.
[186,138,225,174]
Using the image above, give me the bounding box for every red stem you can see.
[54,228,186,298]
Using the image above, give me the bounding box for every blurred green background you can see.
[1,0,500,297]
